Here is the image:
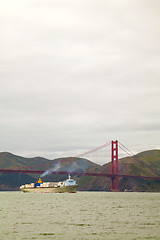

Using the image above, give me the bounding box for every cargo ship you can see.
[20,174,78,193]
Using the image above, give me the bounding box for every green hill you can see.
[77,150,160,192]
[0,152,98,190]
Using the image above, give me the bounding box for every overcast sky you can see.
[0,0,160,161]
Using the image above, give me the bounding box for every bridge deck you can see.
[0,169,160,181]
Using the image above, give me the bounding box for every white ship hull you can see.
[21,185,77,193]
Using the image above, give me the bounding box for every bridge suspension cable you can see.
[75,141,111,158]
[118,141,135,157]
[18,141,111,169]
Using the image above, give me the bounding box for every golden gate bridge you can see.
[0,140,160,191]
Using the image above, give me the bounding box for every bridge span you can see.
[0,169,160,181]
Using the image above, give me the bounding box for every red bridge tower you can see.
[111,140,119,191]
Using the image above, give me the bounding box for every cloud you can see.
[0,0,160,159]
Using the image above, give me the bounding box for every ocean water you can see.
[0,191,160,240]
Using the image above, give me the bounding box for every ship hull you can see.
[21,185,77,193]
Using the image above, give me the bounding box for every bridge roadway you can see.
[0,169,160,181]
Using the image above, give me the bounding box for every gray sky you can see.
[0,0,160,160]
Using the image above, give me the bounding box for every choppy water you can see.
[0,191,160,240]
